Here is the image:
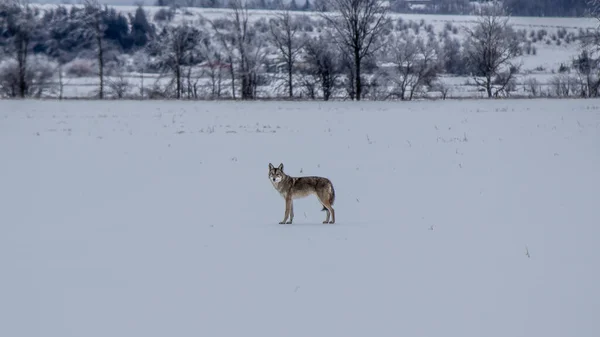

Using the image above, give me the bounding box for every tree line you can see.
[155,0,590,17]
[1,0,599,100]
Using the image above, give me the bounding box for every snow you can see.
[1,98,599,337]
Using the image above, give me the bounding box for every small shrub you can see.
[0,55,57,98]
[65,58,95,77]
[211,18,231,30]
[537,29,547,41]
[558,63,569,73]
[565,34,573,44]
[413,24,420,34]
[524,77,541,97]
[257,19,269,33]
[154,8,174,22]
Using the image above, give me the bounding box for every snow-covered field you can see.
[1,98,599,337]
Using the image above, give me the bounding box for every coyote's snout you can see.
[268,163,336,224]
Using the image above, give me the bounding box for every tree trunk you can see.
[140,68,144,99]
[322,71,331,101]
[217,67,222,98]
[354,48,361,101]
[58,64,64,100]
[97,34,104,99]
[210,68,216,98]
[287,40,293,98]
[176,63,181,99]
[228,58,235,99]
[288,58,293,98]
[17,37,28,98]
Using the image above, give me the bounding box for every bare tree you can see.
[584,0,600,51]
[200,39,226,99]
[208,19,237,99]
[303,34,342,101]
[573,49,600,97]
[149,23,203,99]
[550,74,579,97]
[321,0,389,101]
[209,0,266,100]
[132,50,149,99]
[0,54,57,98]
[491,64,520,98]
[463,2,521,98]
[81,0,108,99]
[588,0,600,17]
[225,0,255,99]
[0,0,41,98]
[269,9,303,98]
[524,77,541,97]
[432,79,451,100]
[386,34,440,100]
[107,72,130,99]
[230,0,265,99]
[57,63,64,100]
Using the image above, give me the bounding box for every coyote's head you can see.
[268,163,285,183]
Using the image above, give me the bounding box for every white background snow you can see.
[1,98,599,337]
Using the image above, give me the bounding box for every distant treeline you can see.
[155,0,589,17]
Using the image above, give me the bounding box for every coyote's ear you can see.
[277,163,284,171]
[269,163,274,170]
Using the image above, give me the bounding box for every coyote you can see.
[268,163,336,224]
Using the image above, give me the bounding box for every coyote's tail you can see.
[321,183,335,211]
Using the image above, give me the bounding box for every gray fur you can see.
[268,163,336,224]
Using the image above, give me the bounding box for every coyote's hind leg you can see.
[317,195,335,224]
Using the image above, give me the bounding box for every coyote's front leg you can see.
[279,196,293,224]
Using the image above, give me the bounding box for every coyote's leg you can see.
[328,206,335,224]
[280,196,292,224]
[287,202,294,224]
[317,193,335,224]
[322,205,331,223]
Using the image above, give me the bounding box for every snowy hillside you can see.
[1,98,598,337]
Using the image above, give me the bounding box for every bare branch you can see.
[269,9,303,98]
[319,0,389,101]
[463,2,521,98]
